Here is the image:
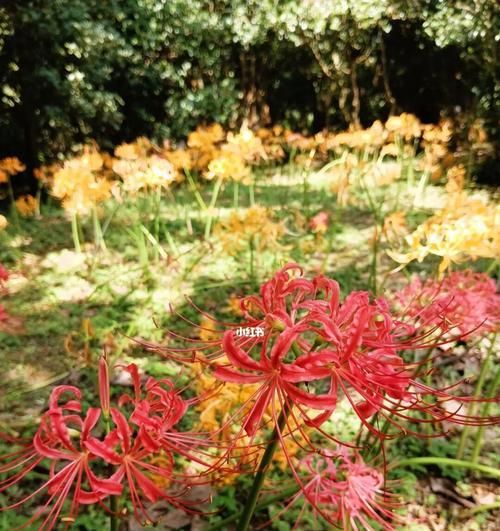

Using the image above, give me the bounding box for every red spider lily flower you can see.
[310,211,329,233]
[0,363,214,529]
[98,356,110,419]
[273,448,403,531]
[394,270,500,339]
[0,387,122,530]
[158,264,498,449]
[84,408,191,525]
[214,324,337,437]
[141,263,313,363]
[116,364,231,474]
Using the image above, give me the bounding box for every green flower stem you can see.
[204,176,223,240]
[35,181,42,216]
[486,258,498,275]
[249,181,255,206]
[233,181,239,209]
[236,407,289,531]
[471,365,500,464]
[71,213,82,253]
[391,457,500,478]
[163,226,180,258]
[456,333,496,459]
[461,501,500,517]
[101,202,121,237]
[7,179,19,226]
[370,227,379,296]
[186,170,208,211]
[92,207,106,251]
[207,485,299,531]
[154,187,162,243]
[302,172,309,213]
[248,235,256,287]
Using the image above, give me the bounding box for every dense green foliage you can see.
[0,0,498,180]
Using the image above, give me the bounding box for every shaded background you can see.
[0,0,498,187]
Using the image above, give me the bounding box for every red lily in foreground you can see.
[0,387,122,530]
[0,360,213,530]
[145,263,498,530]
[208,264,498,444]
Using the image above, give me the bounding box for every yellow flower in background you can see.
[188,123,224,150]
[164,148,193,181]
[385,113,422,140]
[0,157,26,181]
[422,120,453,144]
[51,146,113,216]
[148,451,172,489]
[379,143,400,158]
[383,211,408,244]
[283,130,316,151]
[204,150,250,183]
[417,142,449,180]
[467,119,488,145]
[329,121,386,150]
[214,206,285,255]
[187,123,225,171]
[256,126,286,161]
[388,191,499,275]
[190,356,258,437]
[225,126,266,164]
[415,120,453,181]
[114,137,151,160]
[224,293,243,316]
[445,164,466,195]
[113,154,174,194]
[34,163,59,188]
[114,142,140,160]
[15,195,38,217]
[0,215,7,230]
[326,155,402,208]
[198,316,220,342]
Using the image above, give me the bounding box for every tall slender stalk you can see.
[7,179,19,227]
[471,365,500,464]
[370,227,379,296]
[153,187,162,243]
[392,457,500,478]
[204,176,223,240]
[185,170,207,211]
[35,181,42,217]
[456,333,496,459]
[236,408,289,531]
[302,172,309,213]
[92,207,106,251]
[233,181,239,209]
[71,214,82,253]
[248,235,255,287]
[249,180,255,206]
